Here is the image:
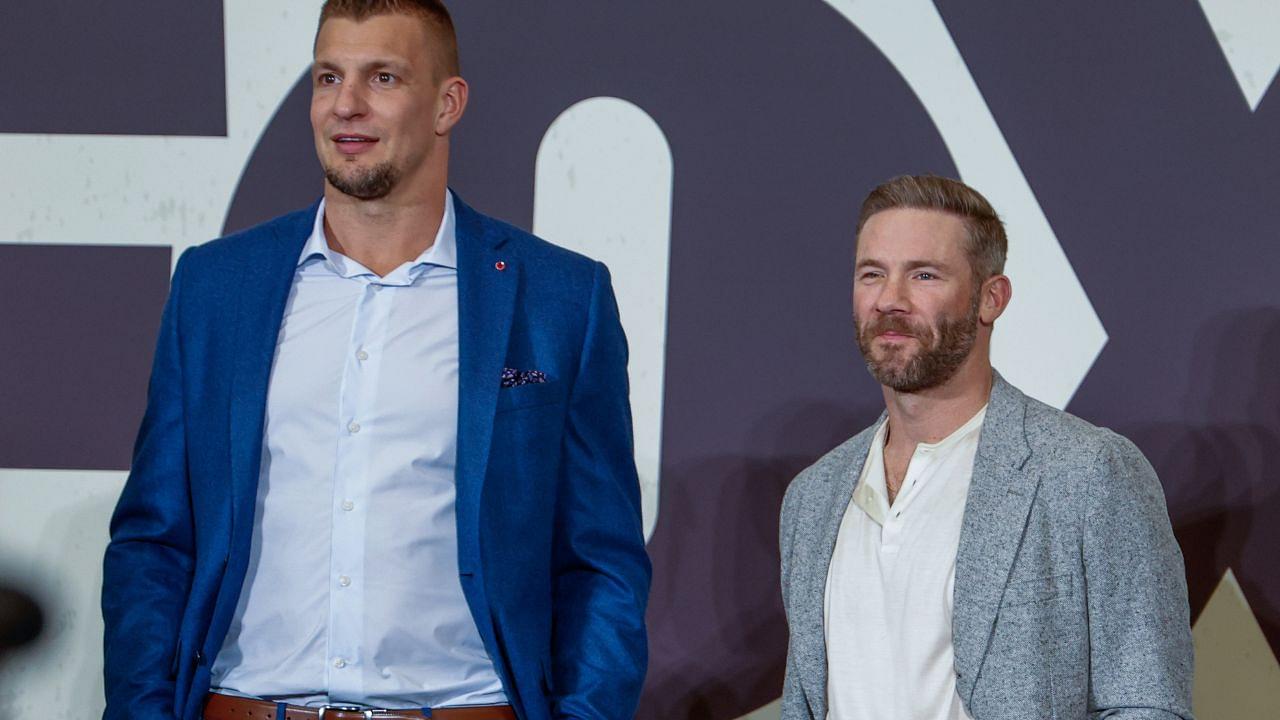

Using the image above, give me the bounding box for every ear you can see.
[979,274,1012,325]
[435,76,469,136]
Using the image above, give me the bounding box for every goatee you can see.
[324,161,399,200]
[855,299,979,393]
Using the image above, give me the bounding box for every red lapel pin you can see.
[495,261,507,271]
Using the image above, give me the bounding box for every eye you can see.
[858,270,883,281]
[914,271,938,280]
[376,72,396,84]
[317,72,339,86]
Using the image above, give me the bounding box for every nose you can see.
[332,80,368,120]
[874,274,911,315]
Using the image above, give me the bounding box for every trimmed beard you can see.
[324,161,399,200]
[855,295,980,393]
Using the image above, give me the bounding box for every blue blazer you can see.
[102,196,652,720]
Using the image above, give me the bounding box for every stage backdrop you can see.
[2,2,1278,718]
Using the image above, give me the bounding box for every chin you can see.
[873,348,915,366]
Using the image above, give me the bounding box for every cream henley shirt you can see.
[824,406,987,720]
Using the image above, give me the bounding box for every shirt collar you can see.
[299,190,459,277]
[852,404,989,525]
[915,403,988,453]
[854,421,893,525]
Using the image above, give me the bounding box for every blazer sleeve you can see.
[548,261,652,720]
[101,249,197,720]
[1083,433,1195,719]
[779,477,817,720]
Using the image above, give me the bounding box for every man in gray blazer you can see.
[779,175,1193,720]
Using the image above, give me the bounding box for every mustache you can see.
[861,315,930,339]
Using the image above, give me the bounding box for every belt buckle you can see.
[317,705,374,720]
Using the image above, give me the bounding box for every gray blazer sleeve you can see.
[779,478,817,720]
[1083,433,1195,719]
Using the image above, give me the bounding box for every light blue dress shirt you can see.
[210,193,507,709]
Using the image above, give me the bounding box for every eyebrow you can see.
[313,58,411,74]
[855,258,955,272]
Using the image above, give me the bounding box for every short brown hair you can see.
[856,175,1007,282]
[318,0,460,78]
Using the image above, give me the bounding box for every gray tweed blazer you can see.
[779,372,1194,720]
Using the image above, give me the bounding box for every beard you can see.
[855,297,980,393]
[324,161,400,200]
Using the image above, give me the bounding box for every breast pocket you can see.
[1001,573,1074,608]
[496,380,566,413]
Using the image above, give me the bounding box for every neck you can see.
[321,168,449,277]
[881,350,993,450]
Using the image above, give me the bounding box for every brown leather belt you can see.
[204,693,518,720]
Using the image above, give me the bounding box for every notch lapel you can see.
[951,373,1038,703]
[227,206,315,564]
[795,421,881,712]
[453,195,518,576]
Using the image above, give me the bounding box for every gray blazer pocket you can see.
[1001,573,1073,608]
[496,380,565,412]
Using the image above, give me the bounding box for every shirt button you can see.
[341,500,355,511]
[356,350,369,361]
[338,575,351,587]
[333,658,347,669]
[348,421,361,434]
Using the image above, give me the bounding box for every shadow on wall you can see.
[0,585,42,656]
[1123,308,1280,650]
[0,487,115,715]
[641,400,879,720]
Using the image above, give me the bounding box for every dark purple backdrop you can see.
[2,3,1276,719]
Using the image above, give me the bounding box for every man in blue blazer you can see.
[102,2,651,719]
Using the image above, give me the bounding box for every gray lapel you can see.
[951,372,1037,703]
[794,418,883,713]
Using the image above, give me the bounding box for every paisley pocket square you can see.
[501,367,548,388]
